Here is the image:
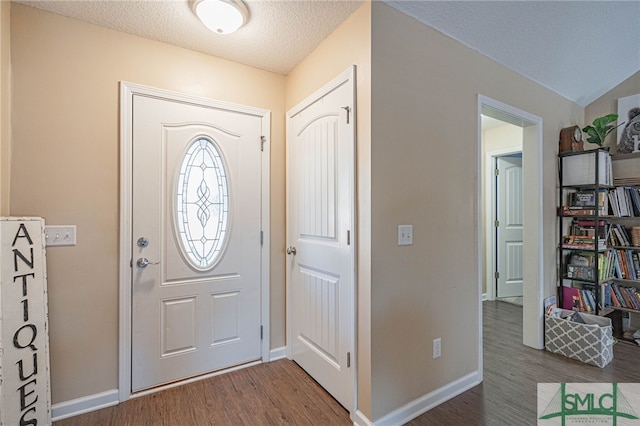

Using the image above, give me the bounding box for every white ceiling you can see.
[387,1,640,107]
[13,0,640,107]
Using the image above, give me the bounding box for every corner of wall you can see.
[584,71,640,152]
[0,0,11,216]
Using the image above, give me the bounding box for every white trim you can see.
[477,95,544,351]
[354,410,373,426]
[261,112,272,364]
[269,346,287,361]
[52,389,119,422]
[119,82,271,402]
[353,372,481,426]
[285,65,358,415]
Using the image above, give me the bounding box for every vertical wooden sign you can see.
[0,218,51,425]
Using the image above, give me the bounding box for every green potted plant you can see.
[582,114,624,147]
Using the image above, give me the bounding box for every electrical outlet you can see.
[433,338,441,359]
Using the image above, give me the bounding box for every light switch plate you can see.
[398,224,413,246]
[44,225,76,246]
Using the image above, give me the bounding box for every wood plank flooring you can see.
[54,301,640,425]
[54,358,351,426]
[408,301,640,425]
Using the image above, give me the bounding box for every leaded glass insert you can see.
[175,137,230,270]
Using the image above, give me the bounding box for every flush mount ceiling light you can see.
[191,0,249,35]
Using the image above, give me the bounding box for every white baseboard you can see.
[53,348,288,422]
[482,292,488,301]
[269,346,287,361]
[354,370,481,426]
[52,352,476,426]
[52,389,119,422]
[354,409,373,426]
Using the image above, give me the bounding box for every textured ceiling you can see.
[13,0,640,107]
[387,1,640,107]
[14,0,364,76]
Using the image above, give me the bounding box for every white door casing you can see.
[496,155,523,298]
[478,95,545,351]
[286,66,356,412]
[120,82,270,400]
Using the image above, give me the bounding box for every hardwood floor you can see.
[55,301,639,425]
[408,301,640,425]
[54,359,351,426]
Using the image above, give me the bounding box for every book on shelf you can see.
[617,187,631,217]
[609,282,640,310]
[561,235,607,250]
[569,218,608,239]
[610,249,640,280]
[565,251,608,281]
[566,264,595,280]
[561,205,608,216]
[630,186,640,215]
[609,185,640,217]
[561,285,596,312]
[568,189,609,212]
[626,250,640,280]
[633,251,640,280]
[608,223,632,247]
[598,282,612,309]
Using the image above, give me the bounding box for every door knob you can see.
[286,246,297,255]
[136,257,160,268]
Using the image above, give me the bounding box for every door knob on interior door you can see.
[136,257,160,268]
[286,246,297,255]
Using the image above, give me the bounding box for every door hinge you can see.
[495,168,499,176]
[260,230,264,246]
[261,135,266,152]
[495,220,500,227]
[342,106,351,124]
[495,271,500,279]
[260,325,263,340]
[347,230,351,246]
[347,352,351,368]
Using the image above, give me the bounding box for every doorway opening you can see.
[478,96,544,352]
[482,115,523,305]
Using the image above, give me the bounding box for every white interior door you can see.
[496,155,524,298]
[130,93,265,392]
[286,68,355,411]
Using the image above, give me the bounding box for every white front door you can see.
[130,91,266,392]
[496,155,524,298]
[286,67,356,411]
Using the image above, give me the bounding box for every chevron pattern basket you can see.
[545,309,614,368]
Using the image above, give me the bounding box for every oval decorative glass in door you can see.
[175,137,230,270]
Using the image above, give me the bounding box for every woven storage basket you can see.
[632,227,640,247]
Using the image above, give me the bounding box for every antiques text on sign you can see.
[1,218,51,425]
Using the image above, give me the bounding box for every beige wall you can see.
[0,0,10,215]
[285,2,372,416]
[585,71,639,181]
[10,4,286,404]
[585,70,640,154]
[369,3,583,420]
